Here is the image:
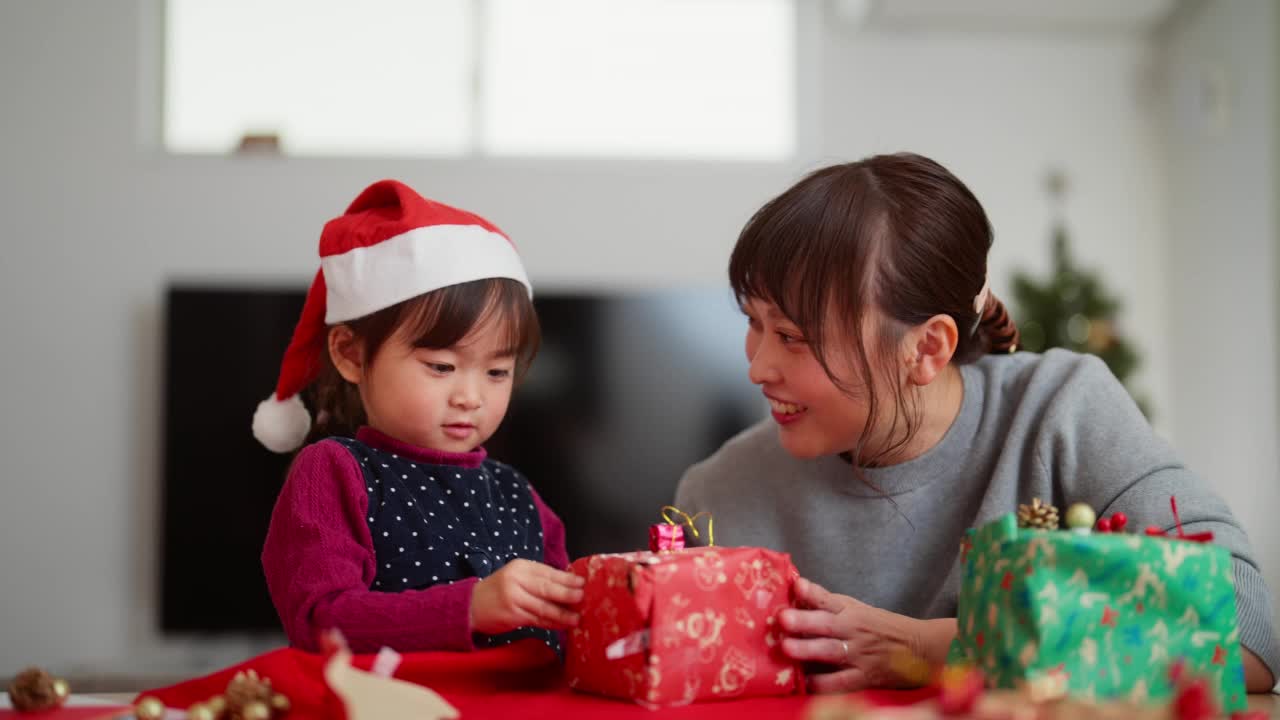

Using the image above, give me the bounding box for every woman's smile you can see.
[766,393,809,424]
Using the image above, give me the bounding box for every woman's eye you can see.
[425,362,454,373]
[777,332,805,346]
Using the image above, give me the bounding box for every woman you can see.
[675,153,1278,693]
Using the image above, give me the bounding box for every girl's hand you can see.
[469,559,585,635]
[779,577,950,693]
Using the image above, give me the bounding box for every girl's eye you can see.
[488,368,512,379]
[746,316,762,332]
[424,362,454,373]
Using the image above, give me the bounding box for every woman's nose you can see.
[747,341,781,386]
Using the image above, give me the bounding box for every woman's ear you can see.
[905,314,958,387]
[328,325,365,384]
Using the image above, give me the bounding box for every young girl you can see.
[254,179,583,655]
[676,153,1279,692]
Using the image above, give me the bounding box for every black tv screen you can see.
[160,285,762,634]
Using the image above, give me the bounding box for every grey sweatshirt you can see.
[676,349,1280,677]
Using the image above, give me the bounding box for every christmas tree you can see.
[1008,172,1149,416]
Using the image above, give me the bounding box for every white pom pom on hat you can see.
[252,179,532,453]
[252,394,312,453]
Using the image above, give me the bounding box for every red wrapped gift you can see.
[566,546,804,707]
[649,521,685,552]
[648,506,712,552]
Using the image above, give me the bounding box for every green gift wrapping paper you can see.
[948,513,1246,711]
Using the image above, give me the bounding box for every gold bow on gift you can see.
[649,505,714,551]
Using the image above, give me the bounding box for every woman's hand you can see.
[469,559,585,635]
[779,577,956,693]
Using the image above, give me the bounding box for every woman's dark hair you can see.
[305,277,539,441]
[729,152,1018,467]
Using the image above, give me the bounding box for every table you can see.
[80,690,1278,718]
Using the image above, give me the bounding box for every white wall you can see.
[1160,0,1280,627]
[0,0,1206,677]
[815,23,1173,428]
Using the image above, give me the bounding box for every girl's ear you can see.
[904,314,958,387]
[328,325,365,384]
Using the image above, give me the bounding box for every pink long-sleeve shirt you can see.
[261,428,568,653]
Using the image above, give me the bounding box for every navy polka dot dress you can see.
[331,435,559,654]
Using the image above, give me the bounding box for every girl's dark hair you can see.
[305,278,539,441]
[729,152,1018,467]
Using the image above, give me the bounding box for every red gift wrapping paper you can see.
[566,546,804,707]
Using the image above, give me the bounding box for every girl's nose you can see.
[450,394,481,411]
[449,378,483,410]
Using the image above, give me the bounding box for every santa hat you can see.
[252,180,531,453]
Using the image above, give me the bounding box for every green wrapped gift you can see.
[948,513,1247,711]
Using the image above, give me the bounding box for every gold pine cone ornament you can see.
[1017,498,1060,530]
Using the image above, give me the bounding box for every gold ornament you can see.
[887,646,932,687]
[1017,498,1060,530]
[1064,502,1096,530]
[269,693,291,713]
[190,668,292,719]
[242,700,272,720]
[1087,319,1116,352]
[206,695,228,715]
[7,667,70,712]
[134,696,166,720]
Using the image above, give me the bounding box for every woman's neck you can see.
[866,363,965,467]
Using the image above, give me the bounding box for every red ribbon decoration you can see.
[1144,496,1214,543]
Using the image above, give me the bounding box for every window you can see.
[164,0,795,160]
[165,0,475,155]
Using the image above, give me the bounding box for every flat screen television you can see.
[160,285,762,633]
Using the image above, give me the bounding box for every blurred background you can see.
[1,0,1277,689]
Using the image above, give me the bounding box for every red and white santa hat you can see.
[252,179,531,453]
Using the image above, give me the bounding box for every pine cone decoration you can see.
[7,667,68,712]
[225,670,274,712]
[1017,498,1060,530]
[215,669,291,719]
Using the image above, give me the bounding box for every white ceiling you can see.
[831,0,1181,33]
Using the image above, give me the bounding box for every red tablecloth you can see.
[0,709,132,720]
[135,641,938,719]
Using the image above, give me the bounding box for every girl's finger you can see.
[778,607,837,637]
[517,590,581,630]
[780,636,849,665]
[807,667,870,695]
[532,576,585,605]
[533,563,586,588]
[522,567,586,605]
